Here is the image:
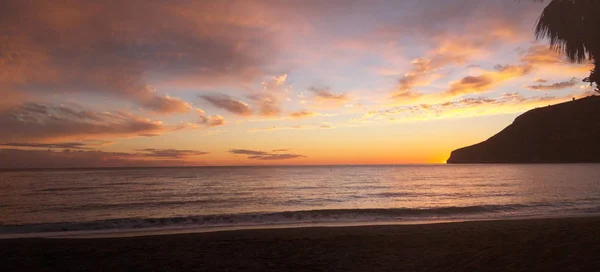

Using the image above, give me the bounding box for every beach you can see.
[3,217,600,271]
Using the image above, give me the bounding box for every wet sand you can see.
[3,217,600,271]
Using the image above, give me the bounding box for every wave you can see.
[0,204,533,234]
[37,186,100,192]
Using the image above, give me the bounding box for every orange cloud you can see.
[520,44,593,75]
[390,28,522,103]
[289,111,318,119]
[520,45,564,65]
[196,109,225,127]
[137,89,192,114]
[445,65,533,97]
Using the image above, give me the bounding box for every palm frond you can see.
[534,0,590,63]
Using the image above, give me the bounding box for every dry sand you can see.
[2,217,600,271]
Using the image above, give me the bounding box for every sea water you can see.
[1,164,600,237]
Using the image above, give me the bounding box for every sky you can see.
[0,0,595,168]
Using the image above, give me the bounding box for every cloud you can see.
[519,44,592,74]
[229,149,269,156]
[447,75,494,96]
[445,64,533,97]
[0,142,91,149]
[200,95,253,116]
[229,149,305,160]
[247,93,282,117]
[520,45,564,65]
[134,148,209,158]
[0,149,204,169]
[0,103,164,142]
[247,74,289,117]
[248,154,306,160]
[289,111,318,119]
[535,79,548,83]
[527,78,579,91]
[139,93,193,114]
[1,0,278,113]
[391,89,424,102]
[356,91,592,123]
[199,115,226,127]
[272,149,290,152]
[248,123,335,132]
[388,14,536,103]
[196,109,225,127]
[310,87,350,102]
[307,86,351,108]
[393,55,465,102]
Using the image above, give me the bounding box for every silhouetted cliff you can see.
[447,96,600,163]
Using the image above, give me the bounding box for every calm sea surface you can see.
[1,164,600,236]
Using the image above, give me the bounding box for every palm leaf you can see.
[534,0,600,62]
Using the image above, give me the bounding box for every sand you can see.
[2,217,600,271]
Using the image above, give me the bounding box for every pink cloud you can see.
[200,95,253,116]
[1,0,280,113]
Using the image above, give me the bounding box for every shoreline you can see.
[3,212,600,240]
[3,216,600,271]
[3,212,599,240]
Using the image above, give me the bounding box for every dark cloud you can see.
[535,79,549,83]
[248,154,306,160]
[200,95,253,116]
[1,0,276,113]
[229,149,269,156]
[272,149,290,152]
[527,78,579,91]
[0,103,163,142]
[0,142,90,149]
[229,149,305,160]
[134,149,209,158]
[0,149,201,169]
[198,115,225,127]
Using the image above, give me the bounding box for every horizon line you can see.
[0,163,451,171]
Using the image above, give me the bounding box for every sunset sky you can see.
[0,0,595,168]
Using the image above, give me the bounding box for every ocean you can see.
[1,164,600,237]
